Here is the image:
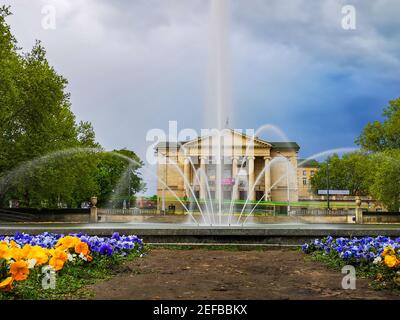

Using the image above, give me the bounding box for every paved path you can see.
[89,249,400,300]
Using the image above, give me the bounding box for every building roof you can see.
[298,159,319,168]
[154,142,183,149]
[154,130,300,151]
[270,142,300,151]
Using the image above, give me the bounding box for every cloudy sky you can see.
[4,0,400,194]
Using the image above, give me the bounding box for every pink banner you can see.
[221,178,235,186]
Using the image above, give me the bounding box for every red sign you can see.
[221,178,235,186]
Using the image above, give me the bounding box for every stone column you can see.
[183,157,191,198]
[90,196,98,223]
[199,156,207,200]
[264,156,271,201]
[248,156,255,201]
[232,156,239,201]
[355,196,363,224]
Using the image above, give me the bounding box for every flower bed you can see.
[302,236,400,289]
[0,232,144,297]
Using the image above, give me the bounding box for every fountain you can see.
[0,0,385,245]
[150,0,358,226]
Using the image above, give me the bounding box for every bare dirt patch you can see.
[88,248,399,300]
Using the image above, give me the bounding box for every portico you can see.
[156,129,300,209]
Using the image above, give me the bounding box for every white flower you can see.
[67,253,75,262]
[79,253,87,261]
[27,259,37,269]
[373,256,382,264]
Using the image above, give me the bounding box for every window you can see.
[239,191,247,200]
[310,170,315,176]
[303,170,307,176]
[223,191,232,200]
[223,165,232,179]
[256,191,264,201]
[303,178,307,185]
[207,165,216,177]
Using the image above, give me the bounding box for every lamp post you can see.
[163,157,167,214]
[127,167,137,210]
[286,159,291,213]
[128,167,131,210]
[327,161,330,212]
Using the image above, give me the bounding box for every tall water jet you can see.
[205,0,231,223]
[207,0,231,130]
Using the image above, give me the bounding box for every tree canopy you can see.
[311,97,400,211]
[356,98,400,152]
[368,150,400,211]
[310,152,371,196]
[0,6,145,208]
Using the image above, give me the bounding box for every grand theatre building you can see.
[155,129,316,211]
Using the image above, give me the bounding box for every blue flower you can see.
[303,235,400,264]
[111,232,121,240]
[301,244,309,253]
[1,231,144,257]
[99,243,113,256]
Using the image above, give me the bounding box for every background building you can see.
[155,129,315,212]
[297,159,319,200]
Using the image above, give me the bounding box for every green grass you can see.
[0,246,149,300]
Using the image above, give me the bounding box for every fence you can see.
[290,208,356,216]
[0,208,90,223]
[98,208,164,215]
[0,208,37,222]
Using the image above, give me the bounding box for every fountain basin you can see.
[1,223,399,245]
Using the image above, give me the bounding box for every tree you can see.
[7,151,100,208]
[354,97,400,211]
[368,151,400,212]
[310,152,371,196]
[311,97,400,211]
[0,30,94,206]
[0,7,145,208]
[357,97,400,152]
[77,121,100,148]
[94,149,145,207]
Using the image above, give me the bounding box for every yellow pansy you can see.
[8,247,24,261]
[49,257,65,271]
[10,260,29,281]
[0,277,13,291]
[0,243,11,260]
[27,246,50,266]
[56,236,80,250]
[384,255,398,268]
[48,248,68,271]
[74,241,89,256]
[382,247,396,257]
[9,240,19,248]
[21,244,33,259]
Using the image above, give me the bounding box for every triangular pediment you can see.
[182,129,272,149]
